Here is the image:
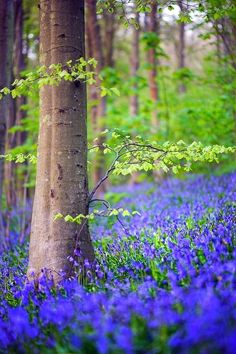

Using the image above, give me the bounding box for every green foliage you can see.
[0,153,37,164]
[54,208,140,225]
[0,58,98,100]
[1,0,235,192]
[99,132,235,176]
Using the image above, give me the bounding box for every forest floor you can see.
[0,173,236,353]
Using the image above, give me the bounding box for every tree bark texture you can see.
[28,0,94,283]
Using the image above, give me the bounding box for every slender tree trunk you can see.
[14,0,27,147]
[5,89,16,210]
[146,2,159,130]
[103,11,115,68]
[28,0,94,283]
[129,10,140,186]
[14,0,28,202]
[86,0,106,195]
[216,31,222,65]
[130,11,140,117]
[214,17,236,69]
[5,0,24,210]
[178,0,186,93]
[0,0,14,241]
[179,22,185,70]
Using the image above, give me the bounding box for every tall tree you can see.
[178,0,186,93]
[103,10,116,68]
[0,0,14,240]
[214,17,236,68]
[14,0,27,148]
[86,0,106,193]
[5,0,26,209]
[28,0,95,282]
[130,10,140,117]
[146,1,159,130]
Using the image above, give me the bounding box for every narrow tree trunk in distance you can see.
[28,0,94,283]
[129,9,140,186]
[14,0,27,148]
[130,11,140,117]
[5,0,27,211]
[179,22,185,70]
[216,31,222,65]
[103,10,115,68]
[0,0,14,241]
[14,0,28,202]
[5,0,19,210]
[178,0,186,93]
[5,95,16,210]
[86,0,106,195]
[146,2,159,131]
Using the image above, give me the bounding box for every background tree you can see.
[130,9,140,118]
[145,1,159,131]
[5,0,25,211]
[87,0,107,193]
[0,0,14,241]
[178,0,186,93]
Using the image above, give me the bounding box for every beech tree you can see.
[86,0,116,193]
[86,0,107,193]
[28,0,95,282]
[0,0,14,240]
[146,1,159,130]
[178,0,186,93]
[103,10,116,68]
[5,0,25,209]
[130,9,140,118]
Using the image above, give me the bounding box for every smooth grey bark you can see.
[28,0,95,283]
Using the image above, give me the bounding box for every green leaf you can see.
[110,87,120,96]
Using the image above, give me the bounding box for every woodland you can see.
[0,0,236,353]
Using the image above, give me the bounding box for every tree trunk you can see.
[178,0,186,93]
[14,0,27,148]
[0,0,14,241]
[14,0,28,202]
[103,10,115,68]
[5,0,25,210]
[213,15,236,69]
[86,0,106,195]
[130,11,140,117]
[129,9,140,186]
[146,2,159,130]
[28,0,95,283]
